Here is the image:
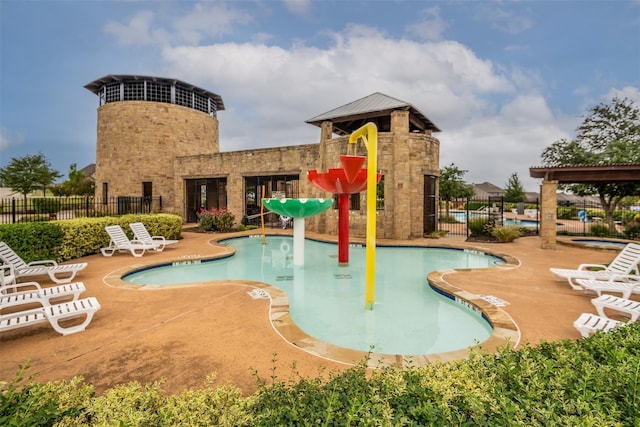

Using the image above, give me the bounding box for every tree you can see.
[0,153,61,205]
[52,163,94,196]
[503,172,526,203]
[541,97,640,229]
[439,163,475,219]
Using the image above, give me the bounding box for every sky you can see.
[1,0,639,192]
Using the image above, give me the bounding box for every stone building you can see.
[85,75,441,240]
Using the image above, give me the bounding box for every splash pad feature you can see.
[309,122,380,309]
[261,198,333,266]
[308,147,381,268]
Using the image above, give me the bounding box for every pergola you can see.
[529,163,640,249]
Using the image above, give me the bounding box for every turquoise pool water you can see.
[124,236,506,355]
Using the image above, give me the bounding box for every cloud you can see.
[104,10,166,46]
[405,6,449,41]
[475,3,534,34]
[604,86,640,103]
[0,128,24,153]
[157,24,579,190]
[104,3,253,47]
[283,0,312,16]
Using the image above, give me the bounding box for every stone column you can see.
[540,180,558,249]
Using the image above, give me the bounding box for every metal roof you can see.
[306,92,440,135]
[84,74,225,110]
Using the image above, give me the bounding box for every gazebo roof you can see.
[306,92,440,136]
[84,74,225,110]
[529,163,640,184]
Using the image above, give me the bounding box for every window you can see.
[102,182,108,205]
[124,82,144,101]
[376,176,385,210]
[142,182,152,200]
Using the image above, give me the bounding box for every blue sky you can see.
[1,0,639,191]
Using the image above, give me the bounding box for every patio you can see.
[0,229,633,396]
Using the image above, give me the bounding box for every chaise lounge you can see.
[101,225,161,257]
[575,278,640,300]
[591,294,640,322]
[2,265,86,305]
[550,242,640,290]
[0,296,101,336]
[0,242,88,285]
[573,312,624,338]
[129,222,178,252]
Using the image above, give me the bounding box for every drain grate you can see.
[334,274,352,279]
[276,275,294,281]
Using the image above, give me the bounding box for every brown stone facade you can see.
[96,101,440,240]
[95,101,219,210]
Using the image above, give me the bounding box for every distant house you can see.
[472,182,504,199]
[80,164,96,182]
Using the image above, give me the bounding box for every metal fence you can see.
[439,196,639,239]
[0,196,162,224]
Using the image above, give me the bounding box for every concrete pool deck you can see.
[1,229,637,396]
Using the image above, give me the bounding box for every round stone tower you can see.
[84,74,224,214]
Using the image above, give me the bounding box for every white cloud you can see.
[405,6,449,41]
[475,3,534,35]
[104,10,166,46]
[604,86,640,103]
[0,128,24,153]
[104,3,253,47]
[158,24,573,190]
[283,0,312,16]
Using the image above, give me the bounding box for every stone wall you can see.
[94,101,219,210]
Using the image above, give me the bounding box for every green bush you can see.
[31,198,62,214]
[468,217,492,236]
[589,223,611,237]
[0,214,183,262]
[623,221,640,240]
[491,225,521,243]
[3,323,640,425]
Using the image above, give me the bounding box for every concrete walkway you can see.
[0,230,634,396]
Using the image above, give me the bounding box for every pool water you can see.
[124,236,505,355]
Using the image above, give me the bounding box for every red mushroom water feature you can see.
[308,155,381,266]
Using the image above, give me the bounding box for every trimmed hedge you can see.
[0,214,183,263]
[2,323,639,426]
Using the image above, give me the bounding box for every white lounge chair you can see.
[575,278,640,300]
[2,265,86,304]
[129,222,178,252]
[0,297,100,336]
[101,225,161,257]
[550,242,640,290]
[591,294,640,322]
[573,313,623,338]
[0,242,88,285]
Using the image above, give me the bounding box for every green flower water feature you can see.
[261,198,333,265]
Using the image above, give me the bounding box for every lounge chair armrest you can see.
[151,236,167,241]
[576,263,607,271]
[1,281,44,293]
[26,260,59,267]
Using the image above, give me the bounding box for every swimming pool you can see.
[449,212,541,228]
[124,236,506,355]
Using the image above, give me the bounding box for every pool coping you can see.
[557,236,632,252]
[102,232,521,369]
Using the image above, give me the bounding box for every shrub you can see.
[468,217,492,236]
[623,221,640,240]
[197,207,235,232]
[491,225,521,243]
[589,223,610,237]
[31,198,61,214]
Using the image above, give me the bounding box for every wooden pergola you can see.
[528,163,640,249]
[530,164,640,183]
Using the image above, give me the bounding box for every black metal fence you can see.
[0,196,162,224]
[439,196,639,239]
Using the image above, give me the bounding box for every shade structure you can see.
[262,198,333,266]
